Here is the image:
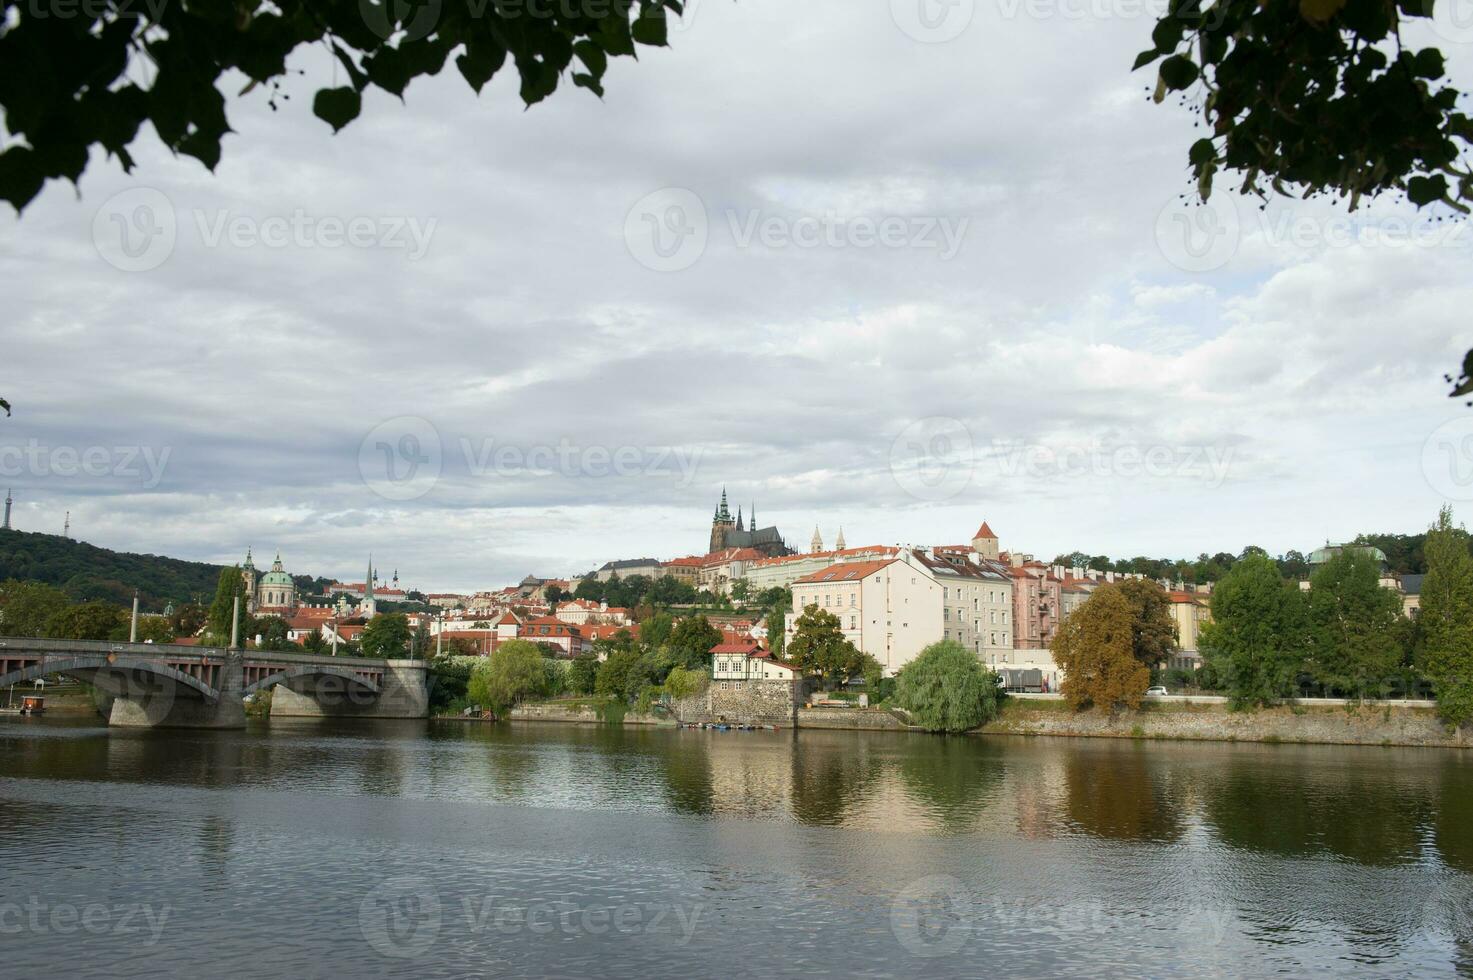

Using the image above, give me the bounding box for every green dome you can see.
[1308,543,1387,565]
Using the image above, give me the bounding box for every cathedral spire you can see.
[811,526,823,553]
[836,527,846,550]
[736,506,744,531]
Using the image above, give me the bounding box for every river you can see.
[1,716,1470,977]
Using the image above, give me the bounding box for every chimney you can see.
[1009,552,1024,568]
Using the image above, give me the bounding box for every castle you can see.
[708,489,792,558]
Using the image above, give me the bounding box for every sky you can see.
[3,0,1472,592]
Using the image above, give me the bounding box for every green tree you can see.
[0,579,70,636]
[730,579,751,603]
[764,610,787,657]
[569,655,599,695]
[44,601,127,641]
[1421,507,1473,726]
[786,604,861,685]
[134,616,177,644]
[0,0,688,211]
[1305,549,1404,698]
[1053,585,1151,711]
[468,639,546,714]
[893,640,1000,734]
[664,665,709,700]
[256,616,293,651]
[595,646,645,701]
[205,566,247,646]
[641,612,674,648]
[669,614,722,670]
[1200,553,1308,707]
[167,602,207,637]
[359,612,411,659]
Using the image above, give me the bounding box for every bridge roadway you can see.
[0,637,429,729]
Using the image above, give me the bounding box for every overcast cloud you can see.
[2,0,1470,591]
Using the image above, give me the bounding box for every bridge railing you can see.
[0,636,408,667]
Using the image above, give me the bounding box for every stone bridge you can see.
[0,637,428,729]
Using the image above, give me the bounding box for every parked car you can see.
[1145,686,1169,697]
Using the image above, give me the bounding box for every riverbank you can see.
[500,696,1471,748]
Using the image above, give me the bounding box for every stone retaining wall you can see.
[985,701,1472,748]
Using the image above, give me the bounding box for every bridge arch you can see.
[0,657,221,701]
[243,665,381,697]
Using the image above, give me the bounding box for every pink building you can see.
[1004,557,1063,650]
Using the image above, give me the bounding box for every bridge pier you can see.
[269,660,428,720]
[108,650,247,730]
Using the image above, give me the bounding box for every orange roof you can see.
[794,559,896,584]
[974,521,997,540]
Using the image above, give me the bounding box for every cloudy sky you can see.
[3,0,1471,591]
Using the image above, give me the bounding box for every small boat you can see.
[19,695,44,716]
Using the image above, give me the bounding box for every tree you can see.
[544,585,568,607]
[1053,586,1151,711]
[1115,578,1178,672]
[1136,1,1470,211]
[893,640,1000,734]
[468,639,545,714]
[664,665,708,700]
[640,612,674,648]
[730,579,751,603]
[256,616,293,651]
[205,566,247,646]
[1421,507,1473,726]
[595,646,645,701]
[0,579,70,636]
[786,604,862,685]
[569,655,599,695]
[1305,549,1404,697]
[134,616,176,644]
[167,602,207,637]
[359,612,411,659]
[1199,553,1308,707]
[0,0,688,211]
[764,610,786,657]
[669,614,722,671]
[44,601,127,641]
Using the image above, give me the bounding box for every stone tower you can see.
[811,526,823,553]
[971,521,1000,560]
[241,547,258,612]
[2,489,10,531]
[835,527,846,551]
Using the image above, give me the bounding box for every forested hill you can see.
[0,529,223,610]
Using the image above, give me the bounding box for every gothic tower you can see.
[811,526,823,553]
[709,488,736,553]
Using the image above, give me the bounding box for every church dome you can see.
[259,552,294,586]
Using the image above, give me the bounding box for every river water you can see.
[1,716,1471,978]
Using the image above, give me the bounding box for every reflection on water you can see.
[1,716,1472,977]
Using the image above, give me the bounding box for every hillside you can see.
[0,529,224,611]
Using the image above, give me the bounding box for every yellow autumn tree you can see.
[1052,584,1149,712]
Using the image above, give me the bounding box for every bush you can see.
[894,640,1000,734]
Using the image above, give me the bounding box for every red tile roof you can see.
[974,521,997,540]
[793,559,896,584]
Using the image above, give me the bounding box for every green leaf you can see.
[632,8,668,46]
[1407,173,1447,206]
[1151,17,1184,52]
[456,39,507,94]
[312,87,362,133]
[1413,47,1445,79]
[1133,48,1161,71]
[1159,55,1200,91]
[1189,137,1217,166]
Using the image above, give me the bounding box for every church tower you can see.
[811,526,823,553]
[709,488,736,553]
[835,527,846,551]
[361,554,377,618]
[241,547,258,613]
